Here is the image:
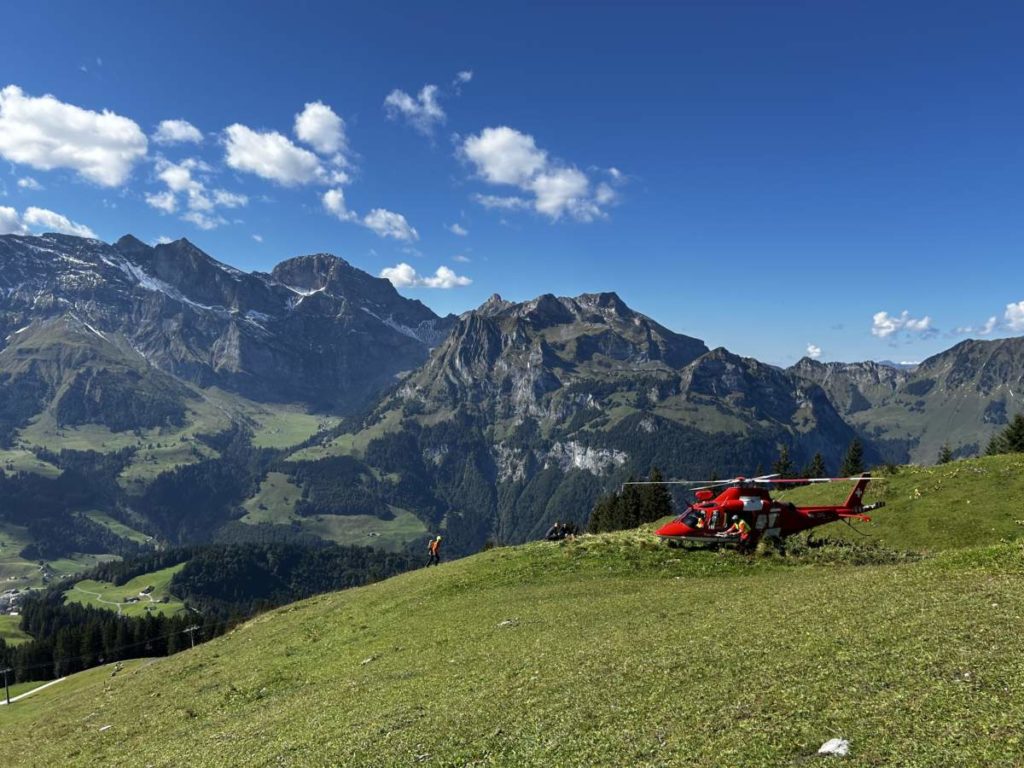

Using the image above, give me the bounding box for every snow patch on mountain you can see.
[117,259,225,314]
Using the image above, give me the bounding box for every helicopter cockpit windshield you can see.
[681,509,704,528]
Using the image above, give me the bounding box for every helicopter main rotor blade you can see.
[757,476,888,483]
[621,480,730,486]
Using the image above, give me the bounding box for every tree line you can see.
[0,590,225,683]
[0,540,419,685]
[588,468,674,533]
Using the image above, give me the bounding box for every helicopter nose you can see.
[655,520,691,538]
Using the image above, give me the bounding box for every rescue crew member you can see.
[426,535,442,566]
[724,515,751,548]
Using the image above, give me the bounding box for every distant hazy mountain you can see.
[788,339,1024,463]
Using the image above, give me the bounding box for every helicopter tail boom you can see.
[842,474,873,508]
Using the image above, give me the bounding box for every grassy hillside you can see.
[0,522,117,589]
[240,473,429,551]
[0,448,61,478]
[297,507,429,552]
[79,511,151,545]
[2,519,1022,766]
[777,454,1024,551]
[0,614,31,646]
[63,563,186,618]
[0,660,151,723]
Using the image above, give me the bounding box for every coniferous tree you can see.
[588,469,673,533]
[840,438,865,476]
[619,481,643,529]
[588,491,618,533]
[772,446,794,478]
[805,452,827,478]
[937,442,954,464]
[986,413,1024,456]
[638,467,673,524]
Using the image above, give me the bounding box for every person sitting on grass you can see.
[545,521,566,541]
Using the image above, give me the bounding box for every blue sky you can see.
[1,1,1023,365]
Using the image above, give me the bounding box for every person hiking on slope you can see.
[426,535,442,566]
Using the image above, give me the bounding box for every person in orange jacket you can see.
[724,515,752,550]
[426,535,442,566]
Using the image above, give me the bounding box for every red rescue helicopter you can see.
[630,473,884,548]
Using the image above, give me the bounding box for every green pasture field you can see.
[64,564,186,618]
[3,524,1021,767]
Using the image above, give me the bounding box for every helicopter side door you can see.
[753,505,783,540]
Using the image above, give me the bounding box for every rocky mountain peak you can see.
[271,253,351,293]
[477,293,514,317]
[113,233,150,257]
[573,291,631,317]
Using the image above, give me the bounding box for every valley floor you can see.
[2,529,1022,767]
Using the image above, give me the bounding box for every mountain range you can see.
[1,232,1022,559]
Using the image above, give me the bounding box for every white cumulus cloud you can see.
[955,316,998,336]
[181,211,226,231]
[363,208,419,242]
[323,188,418,241]
[145,190,177,214]
[1005,301,1024,332]
[448,222,468,236]
[384,84,445,135]
[16,176,41,190]
[146,156,246,229]
[294,101,348,157]
[0,85,147,186]
[224,124,325,186]
[462,126,620,221]
[871,310,935,339]
[152,119,203,145]
[380,262,471,289]
[806,343,822,360]
[464,126,547,186]
[530,167,603,222]
[322,188,358,222]
[0,206,27,234]
[212,189,247,208]
[23,206,96,237]
[0,205,95,237]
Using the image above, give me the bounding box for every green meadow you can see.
[2,454,1023,767]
